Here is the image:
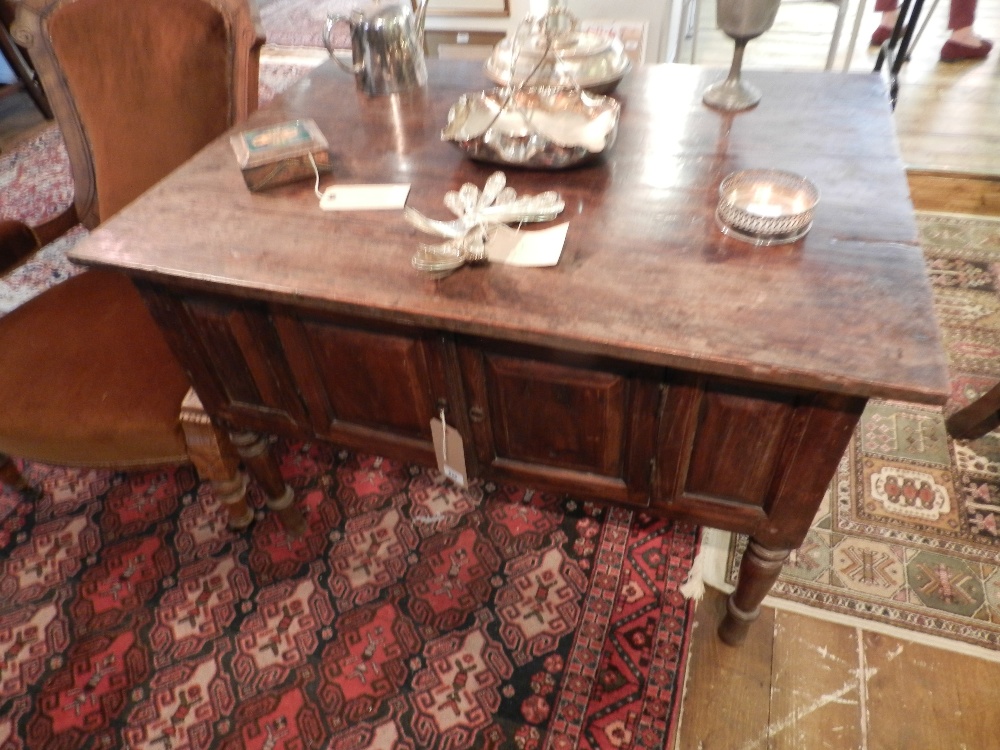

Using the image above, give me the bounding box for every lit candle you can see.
[746,182,782,218]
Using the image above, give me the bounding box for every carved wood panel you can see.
[654,373,865,539]
[457,340,661,506]
[273,310,453,465]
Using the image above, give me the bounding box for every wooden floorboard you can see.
[863,631,1000,750]
[675,590,776,749]
[676,588,1000,748]
[908,171,1000,215]
[768,614,865,750]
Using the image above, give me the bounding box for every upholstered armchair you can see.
[0,0,303,531]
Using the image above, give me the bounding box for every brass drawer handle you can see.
[469,406,485,423]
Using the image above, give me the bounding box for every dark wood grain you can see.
[72,61,949,407]
[278,310,453,465]
[457,341,661,505]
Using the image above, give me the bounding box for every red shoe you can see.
[870,25,893,46]
[940,37,993,62]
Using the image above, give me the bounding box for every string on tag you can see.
[308,152,323,200]
[439,408,448,464]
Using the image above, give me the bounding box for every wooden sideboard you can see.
[70,60,950,645]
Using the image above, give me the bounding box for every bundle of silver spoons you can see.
[406,171,564,275]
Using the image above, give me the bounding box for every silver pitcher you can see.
[324,0,429,96]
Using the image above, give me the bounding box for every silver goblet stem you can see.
[702,0,781,112]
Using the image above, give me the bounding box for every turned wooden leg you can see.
[0,453,33,493]
[179,390,253,529]
[718,539,790,647]
[229,430,306,535]
[945,380,1000,440]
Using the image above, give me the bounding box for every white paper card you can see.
[319,184,411,211]
[486,223,568,267]
[430,417,468,487]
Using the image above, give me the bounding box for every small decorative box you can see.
[230,118,331,192]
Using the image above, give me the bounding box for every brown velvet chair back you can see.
[0,0,14,27]
[11,0,264,228]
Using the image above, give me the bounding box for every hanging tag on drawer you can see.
[431,409,467,487]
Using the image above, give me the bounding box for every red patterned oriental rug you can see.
[0,60,698,750]
[0,447,698,749]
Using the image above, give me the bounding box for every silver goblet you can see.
[702,0,780,112]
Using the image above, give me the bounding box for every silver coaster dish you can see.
[716,169,820,246]
[441,86,620,170]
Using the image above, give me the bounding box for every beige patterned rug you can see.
[708,211,1000,660]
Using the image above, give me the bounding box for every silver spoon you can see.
[444,190,464,218]
[411,240,467,274]
[458,183,479,217]
[404,207,471,239]
[405,192,564,239]
[477,172,506,213]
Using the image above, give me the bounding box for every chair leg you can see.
[0,452,32,492]
[229,430,306,536]
[179,390,253,529]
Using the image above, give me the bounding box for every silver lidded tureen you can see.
[441,5,623,169]
[484,7,631,94]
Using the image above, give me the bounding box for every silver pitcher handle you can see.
[323,14,359,74]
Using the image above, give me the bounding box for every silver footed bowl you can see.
[442,86,620,170]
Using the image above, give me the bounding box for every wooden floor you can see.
[678,589,1000,750]
[3,6,1000,746]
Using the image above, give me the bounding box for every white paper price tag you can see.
[431,415,468,487]
[443,464,465,486]
[319,184,411,211]
[486,223,568,267]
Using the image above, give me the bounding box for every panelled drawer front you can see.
[489,355,624,473]
[458,341,661,506]
[685,381,798,504]
[274,311,454,462]
[655,374,814,530]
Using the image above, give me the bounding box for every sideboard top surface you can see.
[70,60,949,404]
